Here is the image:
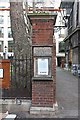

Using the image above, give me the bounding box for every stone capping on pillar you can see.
[28,13,57,25]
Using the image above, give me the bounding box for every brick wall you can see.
[32,19,54,45]
[32,81,54,107]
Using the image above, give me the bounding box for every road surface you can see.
[56,67,78,118]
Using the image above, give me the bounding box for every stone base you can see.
[30,102,58,115]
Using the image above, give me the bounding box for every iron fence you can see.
[1,55,32,99]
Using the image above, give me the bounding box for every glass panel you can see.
[0,27,4,38]
[8,27,12,38]
[59,41,65,52]
[0,2,10,8]
[8,16,10,25]
[0,41,3,52]
[8,41,13,52]
[0,15,4,24]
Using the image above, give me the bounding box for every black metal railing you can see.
[1,55,32,99]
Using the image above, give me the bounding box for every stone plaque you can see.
[34,47,52,56]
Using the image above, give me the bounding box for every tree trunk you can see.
[10,2,31,58]
[10,2,32,95]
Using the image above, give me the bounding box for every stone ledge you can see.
[32,77,53,81]
[30,102,58,115]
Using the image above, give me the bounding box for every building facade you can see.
[55,28,65,67]
[0,2,32,59]
[0,3,13,58]
[60,0,80,69]
[54,11,65,67]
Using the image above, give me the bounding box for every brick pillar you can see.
[28,14,57,114]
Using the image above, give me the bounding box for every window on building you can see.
[37,0,44,3]
[72,48,78,64]
[76,1,79,26]
[0,27,4,38]
[8,41,13,52]
[59,41,65,52]
[0,6,5,8]
[8,16,10,25]
[0,3,10,8]
[8,27,12,38]
[59,34,64,38]
[0,41,3,52]
[0,15,4,24]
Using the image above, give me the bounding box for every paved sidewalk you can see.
[56,67,78,118]
[1,67,78,118]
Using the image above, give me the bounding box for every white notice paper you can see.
[38,59,48,75]
[0,69,3,78]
